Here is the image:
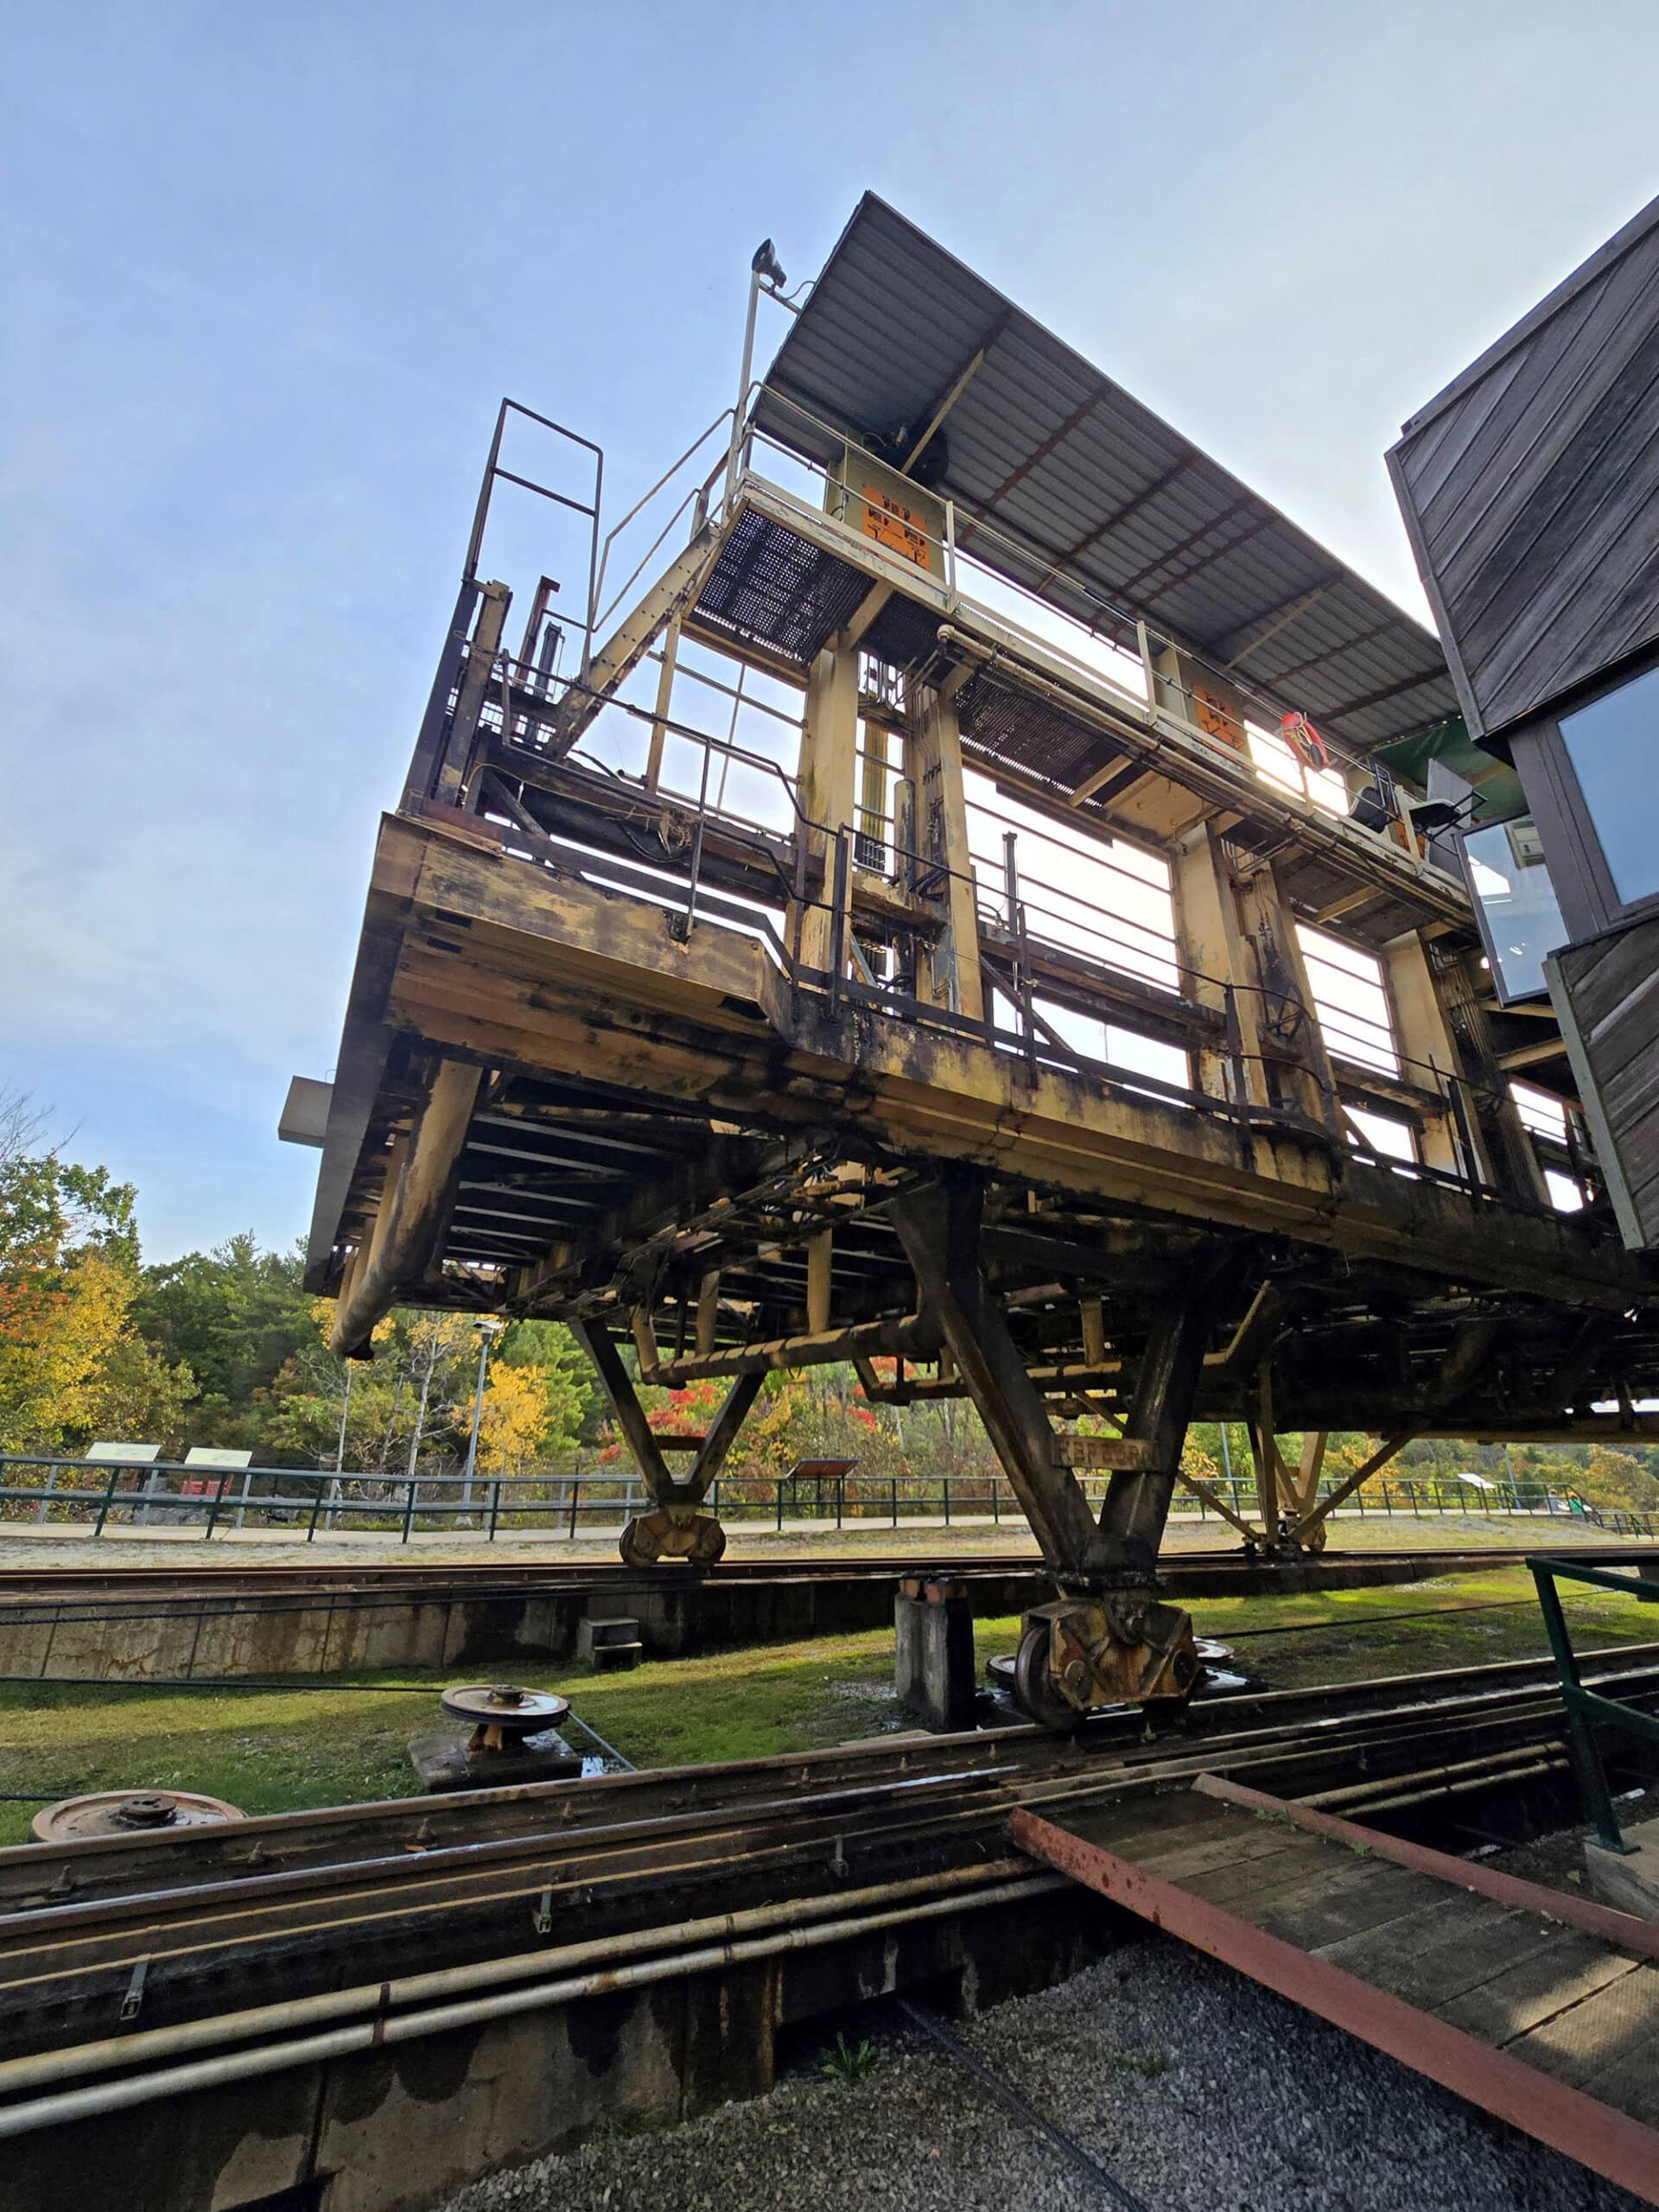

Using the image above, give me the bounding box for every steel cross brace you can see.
[569,1319,761,1567]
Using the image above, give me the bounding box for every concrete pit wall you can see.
[0,1889,1118,2212]
[0,1554,1490,1685]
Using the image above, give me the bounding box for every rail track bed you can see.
[1,1644,1656,2209]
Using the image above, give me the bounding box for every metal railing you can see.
[0,1454,1645,1548]
[1529,1554,1659,1851]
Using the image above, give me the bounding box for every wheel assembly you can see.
[30,1789,244,1844]
[620,1504,725,1568]
[1014,1624,1082,1732]
[437,1681,571,1754]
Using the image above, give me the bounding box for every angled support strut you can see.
[570,1320,760,1567]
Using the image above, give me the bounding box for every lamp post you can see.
[724,239,788,517]
[326,1365,353,1531]
[461,1319,505,1523]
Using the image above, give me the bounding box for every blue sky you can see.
[5,0,1658,1262]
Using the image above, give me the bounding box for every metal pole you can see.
[1529,1562,1631,1853]
[92,1463,123,1539]
[461,1324,499,1522]
[725,268,762,518]
[327,1367,352,1532]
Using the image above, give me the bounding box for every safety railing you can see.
[0,1455,1643,1547]
[741,400,1450,851]
[1529,1554,1659,1851]
[465,399,604,684]
[473,701,1578,1213]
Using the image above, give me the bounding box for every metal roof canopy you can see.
[754,194,1459,754]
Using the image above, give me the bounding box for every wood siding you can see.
[1548,914,1659,1250]
[1389,196,1659,742]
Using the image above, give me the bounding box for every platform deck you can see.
[1013,1775,1659,2205]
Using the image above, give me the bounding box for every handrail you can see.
[588,407,736,638]
[0,1456,1636,1548]
[1529,1554,1659,1851]
[467,733,1554,1204]
[746,392,1398,796]
[464,400,603,681]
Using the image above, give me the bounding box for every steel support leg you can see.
[891,1176,1201,1719]
[889,1179,1109,1579]
[1096,1285,1217,1575]
[570,1321,756,1568]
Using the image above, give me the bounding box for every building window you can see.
[1459,815,1566,1002]
[1557,661,1659,911]
[1294,924,1399,1077]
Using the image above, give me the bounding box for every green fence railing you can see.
[1529,1554,1659,1853]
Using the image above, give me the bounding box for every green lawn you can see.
[0,1567,1651,1847]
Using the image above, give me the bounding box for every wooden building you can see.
[1389,194,1659,1250]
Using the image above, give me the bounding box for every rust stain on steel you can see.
[1192,1772,1659,1964]
[1007,1805,1659,2209]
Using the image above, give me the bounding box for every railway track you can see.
[3,1643,1655,2048]
[0,1538,1639,1610]
[0,1639,1655,2204]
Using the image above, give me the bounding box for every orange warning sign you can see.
[860,484,932,569]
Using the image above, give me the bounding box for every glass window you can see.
[1460,816,1566,1001]
[1559,663,1659,909]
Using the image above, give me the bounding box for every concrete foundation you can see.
[408,1727,582,1793]
[894,1575,978,1731]
[1585,1827,1659,1923]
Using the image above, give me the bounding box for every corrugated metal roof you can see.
[753,194,1458,754]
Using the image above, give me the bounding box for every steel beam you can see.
[890,1179,1110,1580]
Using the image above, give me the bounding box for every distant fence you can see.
[0,1454,1652,1544]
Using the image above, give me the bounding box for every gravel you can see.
[434,1933,1643,2212]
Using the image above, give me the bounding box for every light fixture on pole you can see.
[461,1319,505,1522]
[725,238,790,515]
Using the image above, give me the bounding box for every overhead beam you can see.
[330,1059,482,1358]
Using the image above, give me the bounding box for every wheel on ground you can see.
[1014,1624,1081,1732]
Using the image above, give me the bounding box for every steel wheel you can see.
[619,1515,662,1568]
[1014,1624,1081,1732]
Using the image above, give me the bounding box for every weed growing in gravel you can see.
[1110,2048,1168,2078]
[818,2033,881,2086]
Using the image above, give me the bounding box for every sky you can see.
[3,0,1658,1262]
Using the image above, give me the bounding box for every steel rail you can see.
[3,1649,1655,1988]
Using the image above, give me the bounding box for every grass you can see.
[818,2033,881,2085]
[0,1567,1651,1848]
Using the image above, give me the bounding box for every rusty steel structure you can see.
[292,197,1659,1726]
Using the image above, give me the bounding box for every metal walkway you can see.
[1014,1774,1659,2206]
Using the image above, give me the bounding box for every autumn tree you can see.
[0,1090,190,1455]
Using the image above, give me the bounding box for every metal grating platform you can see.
[691,504,871,669]
[955,664,1109,788]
